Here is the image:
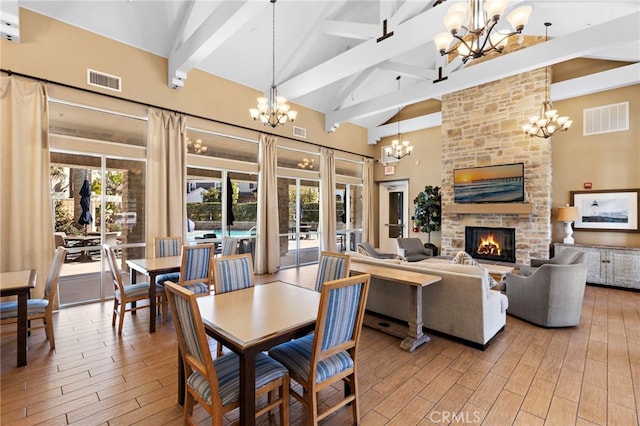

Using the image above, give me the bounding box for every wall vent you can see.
[293,126,307,139]
[583,102,628,136]
[87,69,121,92]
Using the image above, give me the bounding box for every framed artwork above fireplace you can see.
[571,189,639,232]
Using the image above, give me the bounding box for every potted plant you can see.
[413,185,441,256]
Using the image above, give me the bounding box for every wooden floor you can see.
[1,266,639,425]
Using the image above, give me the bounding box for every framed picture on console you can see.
[571,189,640,232]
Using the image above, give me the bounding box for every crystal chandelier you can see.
[433,0,532,63]
[186,138,207,154]
[249,0,297,128]
[385,76,414,161]
[522,23,573,138]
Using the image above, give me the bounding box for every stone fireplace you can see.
[465,226,516,264]
[439,55,553,265]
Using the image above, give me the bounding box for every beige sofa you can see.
[348,252,508,349]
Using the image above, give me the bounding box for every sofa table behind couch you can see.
[350,260,442,352]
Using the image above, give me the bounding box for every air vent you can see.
[293,126,307,139]
[87,69,121,92]
[583,102,628,136]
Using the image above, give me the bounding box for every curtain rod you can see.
[1,68,373,159]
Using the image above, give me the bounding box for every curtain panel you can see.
[362,158,376,244]
[255,134,279,274]
[0,77,54,300]
[145,108,187,252]
[320,147,337,252]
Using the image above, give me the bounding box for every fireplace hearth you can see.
[465,226,516,263]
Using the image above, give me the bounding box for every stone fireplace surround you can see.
[438,66,553,266]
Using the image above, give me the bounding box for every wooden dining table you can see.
[126,255,181,333]
[178,281,320,426]
[0,269,37,367]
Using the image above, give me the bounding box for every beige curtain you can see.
[320,147,337,252]
[0,77,54,299]
[255,134,279,274]
[362,158,376,244]
[145,108,187,253]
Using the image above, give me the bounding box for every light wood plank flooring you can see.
[1,266,639,425]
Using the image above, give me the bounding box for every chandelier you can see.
[433,0,532,63]
[522,23,573,138]
[384,76,414,161]
[297,158,315,169]
[186,138,207,154]
[249,0,297,128]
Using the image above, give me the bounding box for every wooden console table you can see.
[350,261,441,352]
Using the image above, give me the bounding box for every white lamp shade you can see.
[434,32,453,51]
[443,10,467,32]
[484,0,509,18]
[288,110,297,121]
[506,5,532,30]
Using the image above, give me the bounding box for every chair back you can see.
[179,244,214,287]
[103,244,125,294]
[44,247,67,304]
[211,253,254,294]
[163,282,220,402]
[315,251,351,291]
[154,236,182,258]
[220,237,238,256]
[313,274,370,361]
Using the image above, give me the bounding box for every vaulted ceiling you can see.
[7,0,640,142]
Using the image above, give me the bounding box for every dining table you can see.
[177,280,320,426]
[126,255,182,333]
[0,269,37,367]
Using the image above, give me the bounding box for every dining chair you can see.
[220,237,238,257]
[0,247,67,350]
[173,244,214,297]
[163,281,290,426]
[269,273,371,425]
[210,253,254,356]
[154,236,182,321]
[314,251,351,291]
[104,244,161,335]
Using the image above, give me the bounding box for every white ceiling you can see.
[10,0,640,141]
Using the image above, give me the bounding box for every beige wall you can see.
[1,9,373,156]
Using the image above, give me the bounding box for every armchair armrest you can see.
[421,247,433,256]
[530,258,552,267]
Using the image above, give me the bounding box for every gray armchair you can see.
[356,242,396,259]
[505,251,588,327]
[395,238,433,262]
[520,247,585,276]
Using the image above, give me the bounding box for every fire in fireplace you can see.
[465,226,516,263]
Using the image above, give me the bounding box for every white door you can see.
[378,180,409,254]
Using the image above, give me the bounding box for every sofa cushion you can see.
[449,251,499,290]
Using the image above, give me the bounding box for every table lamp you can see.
[557,205,580,244]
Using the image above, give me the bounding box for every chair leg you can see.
[112,299,119,327]
[309,389,319,426]
[280,375,290,426]
[118,303,126,335]
[349,374,359,425]
[45,317,55,350]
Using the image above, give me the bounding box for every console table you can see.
[350,261,441,352]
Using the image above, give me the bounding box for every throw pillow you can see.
[450,251,499,290]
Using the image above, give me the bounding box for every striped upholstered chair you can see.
[154,236,182,321]
[0,246,67,350]
[269,274,371,425]
[220,237,238,257]
[173,244,214,297]
[163,281,290,426]
[211,253,254,355]
[314,251,351,291]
